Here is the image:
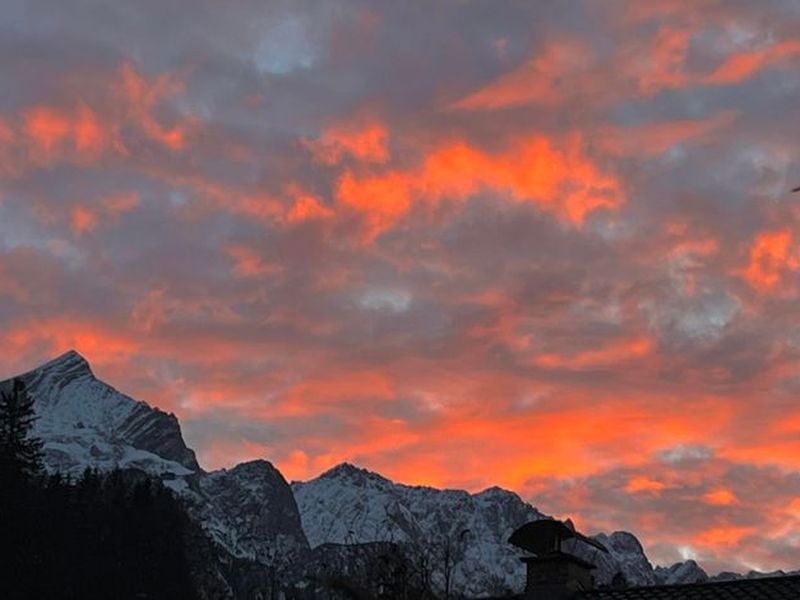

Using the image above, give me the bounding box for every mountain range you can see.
[0,350,773,597]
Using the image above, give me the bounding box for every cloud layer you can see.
[2,0,800,573]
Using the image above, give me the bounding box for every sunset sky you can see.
[2,0,800,576]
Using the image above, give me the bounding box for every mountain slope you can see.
[293,463,543,597]
[2,350,199,477]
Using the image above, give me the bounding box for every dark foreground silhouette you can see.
[1,467,198,600]
[1,378,196,599]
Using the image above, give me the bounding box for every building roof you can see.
[578,574,800,599]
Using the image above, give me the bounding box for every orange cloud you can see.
[3,61,196,179]
[74,104,106,157]
[694,525,756,548]
[336,169,412,239]
[232,193,285,223]
[21,103,110,166]
[0,318,140,370]
[66,191,140,235]
[202,438,275,472]
[307,120,390,164]
[337,134,623,239]
[24,106,72,157]
[534,336,653,370]
[275,369,397,417]
[287,194,335,223]
[743,228,799,292]
[70,206,99,235]
[455,20,800,113]
[722,441,800,471]
[117,62,188,150]
[0,117,18,176]
[355,390,735,490]
[451,38,592,110]
[636,33,800,94]
[105,191,140,216]
[597,111,737,157]
[703,487,738,506]
[226,244,284,279]
[0,258,29,302]
[706,40,800,85]
[626,476,669,494]
[632,25,693,95]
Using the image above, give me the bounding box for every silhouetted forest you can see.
[1,468,198,599]
[0,379,198,600]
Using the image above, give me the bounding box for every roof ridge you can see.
[581,572,800,598]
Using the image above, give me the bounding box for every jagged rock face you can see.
[655,559,709,585]
[292,463,547,597]
[179,460,310,563]
[588,531,658,587]
[1,350,199,477]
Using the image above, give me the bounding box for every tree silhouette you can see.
[0,378,43,485]
[2,467,199,600]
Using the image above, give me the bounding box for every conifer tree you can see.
[0,378,43,483]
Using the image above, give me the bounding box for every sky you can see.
[1,0,800,576]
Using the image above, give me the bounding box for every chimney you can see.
[509,519,608,600]
[521,552,595,600]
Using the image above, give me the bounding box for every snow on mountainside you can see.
[589,531,660,586]
[655,559,708,585]
[293,463,545,597]
[292,463,707,596]
[180,459,310,562]
[1,350,199,477]
[0,351,308,565]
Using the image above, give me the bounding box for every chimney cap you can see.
[509,519,609,556]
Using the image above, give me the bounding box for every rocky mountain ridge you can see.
[292,463,706,596]
[4,350,199,477]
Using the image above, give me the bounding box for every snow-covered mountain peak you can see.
[231,458,277,473]
[317,462,394,488]
[21,349,94,400]
[36,349,92,376]
[475,485,508,497]
[474,485,525,504]
[293,465,549,597]
[655,559,709,585]
[1,352,199,477]
[318,461,363,478]
[602,531,647,555]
